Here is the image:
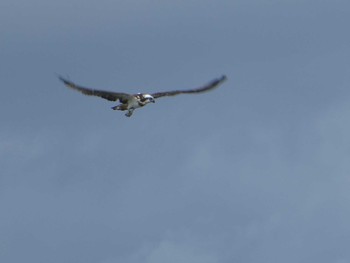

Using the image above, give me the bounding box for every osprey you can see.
[59,75,227,117]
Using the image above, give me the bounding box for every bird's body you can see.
[59,75,227,117]
[110,93,155,116]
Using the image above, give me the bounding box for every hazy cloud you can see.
[1,0,350,262]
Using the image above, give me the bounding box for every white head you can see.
[143,94,155,104]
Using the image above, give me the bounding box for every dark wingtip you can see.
[211,75,227,87]
[220,75,227,82]
[57,74,75,87]
[57,75,68,84]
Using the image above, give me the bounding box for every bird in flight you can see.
[59,75,227,117]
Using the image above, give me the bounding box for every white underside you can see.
[127,98,142,109]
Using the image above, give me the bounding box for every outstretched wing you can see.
[59,76,132,102]
[151,75,227,99]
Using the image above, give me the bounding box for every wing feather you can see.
[151,75,227,99]
[59,76,132,102]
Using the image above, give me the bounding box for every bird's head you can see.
[143,94,155,103]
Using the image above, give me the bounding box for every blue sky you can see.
[1,0,350,262]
